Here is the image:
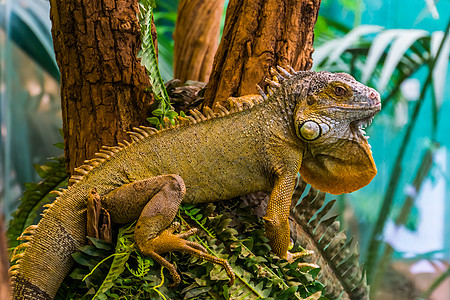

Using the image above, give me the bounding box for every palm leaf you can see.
[361,29,402,83]
[430,30,450,109]
[314,24,448,102]
[7,157,68,249]
[0,0,59,80]
[378,29,428,91]
[314,25,383,66]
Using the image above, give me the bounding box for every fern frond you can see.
[138,0,177,128]
[7,156,68,250]
[290,179,369,300]
[126,253,152,277]
[92,222,135,299]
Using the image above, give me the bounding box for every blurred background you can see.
[1,0,449,299]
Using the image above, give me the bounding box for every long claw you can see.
[167,222,181,234]
[176,228,198,239]
[148,252,181,287]
[185,240,207,253]
[184,245,235,286]
[139,225,235,286]
[297,262,320,269]
[285,249,314,263]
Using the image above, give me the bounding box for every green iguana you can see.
[9,66,381,299]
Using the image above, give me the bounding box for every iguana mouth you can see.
[351,109,379,140]
[352,116,373,139]
[348,101,380,140]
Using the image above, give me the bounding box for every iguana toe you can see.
[138,224,235,286]
[176,227,198,239]
[285,249,314,263]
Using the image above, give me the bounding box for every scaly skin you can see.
[10,68,380,299]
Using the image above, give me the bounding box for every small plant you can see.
[138,0,183,129]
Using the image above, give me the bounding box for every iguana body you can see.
[10,68,381,299]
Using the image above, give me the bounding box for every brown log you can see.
[0,212,11,299]
[204,0,321,107]
[49,0,155,174]
[173,0,224,83]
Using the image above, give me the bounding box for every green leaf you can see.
[53,142,64,149]
[326,25,383,65]
[277,286,298,300]
[147,117,160,125]
[87,237,114,251]
[79,245,109,257]
[184,286,211,298]
[72,252,96,267]
[138,1,171,124]
[152,108,164,116]
[378,29,428,91]
[431,30,450,109]
[189,208,201,215]
[361,29,403,83]
[166,110,178,119]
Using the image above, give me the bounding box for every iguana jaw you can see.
[297,100,380,144]
[351,112,377,141]
[349,101,381,140]
[293,73,381,195]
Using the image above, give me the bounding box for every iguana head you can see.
[292,71,381,195]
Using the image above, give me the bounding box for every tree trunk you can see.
[0,212,10,300]
[173,0,224,83]
[49,0,155,174]
[204,0,321,107]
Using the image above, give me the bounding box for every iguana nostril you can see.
[369,91,378,100]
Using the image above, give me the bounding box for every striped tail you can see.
[10,189,88,300]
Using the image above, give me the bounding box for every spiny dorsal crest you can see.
[9,224,39,275]
[10,66,298,274]
[68,65,296,186]
[257,65,299,99]
[68,96,266,185]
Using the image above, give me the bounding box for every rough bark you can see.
[0,212,10,300]
[49,0,155,174]
[204,0,321,107]
[173,0,224,83]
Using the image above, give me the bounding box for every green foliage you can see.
[55,237,115,300]
[89,223,135,299]
[314,23,450,109]
[7,156,68,250]
[290,181,368,299]
[314,16,450,297]
[138,0,180,129]
[0,0,60,81]
[54,196,334,300]
[153,0,178,81]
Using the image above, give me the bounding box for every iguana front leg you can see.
[102,175,235,286]
[264,172,303,261]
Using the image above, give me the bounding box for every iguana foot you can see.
[103,176,235,286]
[139,222,235,287]
[284,249,316,270]
[285,249,314,263]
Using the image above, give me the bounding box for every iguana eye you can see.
[334,86,346,96]
[298,121,321,141]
